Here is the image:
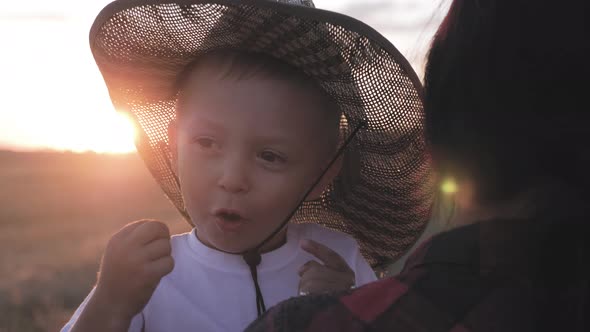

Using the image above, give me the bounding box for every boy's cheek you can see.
[178,162,216,188]
[253,187,302,219]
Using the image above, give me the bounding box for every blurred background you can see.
[0,1,448,330]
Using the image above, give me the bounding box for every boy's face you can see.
[171,65,338,253]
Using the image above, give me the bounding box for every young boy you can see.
[63,0,431,331]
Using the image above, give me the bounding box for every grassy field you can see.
[0,151,187,331]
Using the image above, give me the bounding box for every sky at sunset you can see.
[0,0,447,153]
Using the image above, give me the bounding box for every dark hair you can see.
[424,0,589,205]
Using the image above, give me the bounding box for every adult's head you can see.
[424,0,589,214]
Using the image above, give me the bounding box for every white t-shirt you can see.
[62,223,377,332]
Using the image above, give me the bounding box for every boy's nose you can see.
[217,160,250,194]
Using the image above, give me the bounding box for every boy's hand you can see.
[298,239,355,295]
[94,220,175,321]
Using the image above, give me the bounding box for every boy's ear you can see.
[168,119,178,173]
[307,155,344,201]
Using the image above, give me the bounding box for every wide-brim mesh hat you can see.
[90,0,434,269]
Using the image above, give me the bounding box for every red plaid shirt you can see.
[245,219,588,332]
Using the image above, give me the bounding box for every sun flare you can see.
[48,111,137,154]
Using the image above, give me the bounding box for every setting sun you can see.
[46,111,137,154]
[0,15,138,154]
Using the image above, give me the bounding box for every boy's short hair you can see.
[174,49,342,151]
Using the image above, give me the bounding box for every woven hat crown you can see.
[275,0,315,7]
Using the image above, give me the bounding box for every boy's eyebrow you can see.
[250,134,296,145]
[184,115,227,132]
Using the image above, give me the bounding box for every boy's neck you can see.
[195,228,288,255]
[258,228,288,253]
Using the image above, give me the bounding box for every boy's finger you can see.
[299,266,339,283]
[301,239,350,272]
[298,274,346,294]
[115,219,152,238]
[298,260,322,276]
[146,256,175,279]
[300,266,352,285]
[142,238,172,261]
[131,221,171,245]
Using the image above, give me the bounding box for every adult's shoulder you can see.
[401,222,481,272]
[405,219,541,271]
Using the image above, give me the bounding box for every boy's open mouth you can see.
[217,211,242,221]
[213,209,247,232]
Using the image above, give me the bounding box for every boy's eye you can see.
[194,137,215,149]
[259,151,286,163]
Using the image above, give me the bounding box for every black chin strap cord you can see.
[243,251,266,316]
[165,121,367,317]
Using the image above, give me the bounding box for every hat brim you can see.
[90,0,434,268]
